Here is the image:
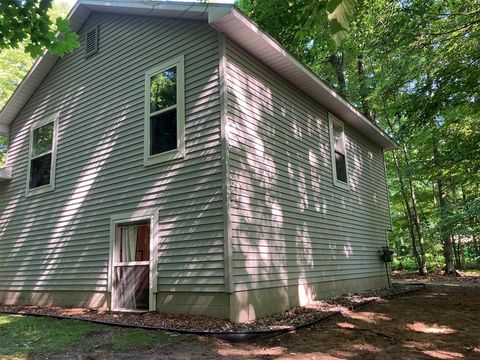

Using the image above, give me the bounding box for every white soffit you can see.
[79,0,232,20]
[0,1,396,151]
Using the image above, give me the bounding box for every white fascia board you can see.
[210,8,397,151]
[0,53,59,127]
[81,0,231,19]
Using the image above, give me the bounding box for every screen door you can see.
[112,222,150,311]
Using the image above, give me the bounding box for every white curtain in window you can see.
[121,226,137,262]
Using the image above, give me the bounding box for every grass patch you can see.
[0,314,98,358]
[0,314,169,358]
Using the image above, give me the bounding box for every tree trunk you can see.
[429,117,456,274]
[474,233,480,259]
[328,53,346,96]
[450,178,465,270]
[402,144,427,274]
[437,176,456,274]
[385,117,423,274]
[458,235,465,270]
[391,150,422,272]
[461,186,480,257]
[403,205,421,270]
[452,235,460,269]
[357,53,373,122]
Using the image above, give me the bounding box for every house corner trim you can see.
[219,33,234,294]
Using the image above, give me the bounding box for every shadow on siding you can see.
[225,45,389,321]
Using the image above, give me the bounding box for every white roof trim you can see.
[0,0,396,150]
[209,8,396,150]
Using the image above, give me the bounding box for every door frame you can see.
[108,209,159,311]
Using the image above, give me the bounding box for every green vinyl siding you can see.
[0,13,225,294]
[225,40,391,292]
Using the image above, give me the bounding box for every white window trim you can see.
[328,113,350,190]
[108,209,159,312]
[25,112,59,197]
[144,55,185,166]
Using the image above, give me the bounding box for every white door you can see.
[112,222,151,311]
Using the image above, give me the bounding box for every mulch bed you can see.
[392,270,480,284]
[0,283,423,334]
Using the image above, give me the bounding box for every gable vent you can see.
[85,26,99,58]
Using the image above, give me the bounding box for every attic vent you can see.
[85,26,99,58]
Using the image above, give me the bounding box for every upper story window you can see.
[27,114,58,196]
[329,114,349,189]
[144,56,185,166]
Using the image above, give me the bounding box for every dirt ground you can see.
[41,284,480,360]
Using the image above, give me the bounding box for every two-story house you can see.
[0,0,396,322]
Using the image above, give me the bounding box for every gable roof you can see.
[0,0,397,151]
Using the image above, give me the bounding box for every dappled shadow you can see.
[0,12,226,314]
[1,7,402,325]
[224,40,391,321]
[208,286,480,359]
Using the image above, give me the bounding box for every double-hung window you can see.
[329,114,349,189]
[26,113,58,195]
[144,56,185,166]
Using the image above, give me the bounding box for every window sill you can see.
[26,184,55,197]
[0,167,12,182]
[144,148,184,167]
[333,178,350,191]
[110,308,149,313]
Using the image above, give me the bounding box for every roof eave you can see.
[209,8,397,151]
[0,1,397,151]
[0,0,224,129]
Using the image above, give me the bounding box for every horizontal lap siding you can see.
[0,14,225,294]
[225,41,390,292]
